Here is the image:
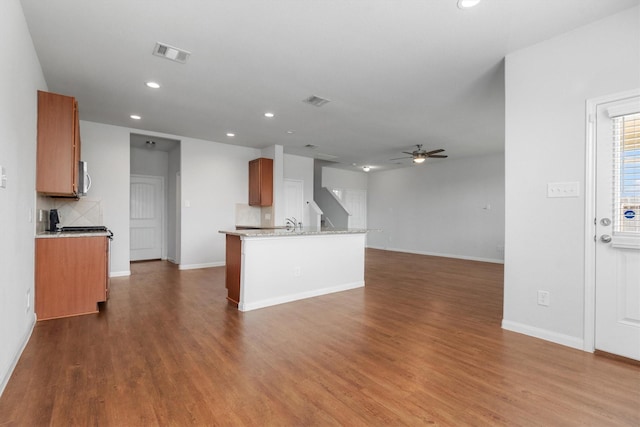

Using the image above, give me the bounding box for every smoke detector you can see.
[303,95,331,107]
[152,42,191,64]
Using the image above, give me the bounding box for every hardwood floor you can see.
[1,249,638,426]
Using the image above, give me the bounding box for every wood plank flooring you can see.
[1,249,639,426]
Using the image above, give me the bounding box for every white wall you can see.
[503,6,640,348]
[0,0,47,395]
[80,121,131,276]
[82,122,262,272]
[283,154,314,226]
[180,138,260,269]
[130,147,169,177]
[368,153,505,263]
[167,146,180,262]
[322,167,368,191]
[261,145,284,226]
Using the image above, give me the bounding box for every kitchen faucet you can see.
[285,217,297,229]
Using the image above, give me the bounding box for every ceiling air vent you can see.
[153,42,191,64]
[304,144,318,149]
[303,95,331,107]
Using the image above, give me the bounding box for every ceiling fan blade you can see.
[425,148,445,156]
[401,151,414,155]
[428,155,448,158]
[390,156,411,161]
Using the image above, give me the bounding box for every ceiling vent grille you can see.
[153,42,191,64]
[303,95,331,107]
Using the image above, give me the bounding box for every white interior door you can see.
[130,175,164,261]
[594,95,640,361]
[344,189,367,229]
[284,179,304,226]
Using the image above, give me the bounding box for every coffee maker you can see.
[48,209,60,232]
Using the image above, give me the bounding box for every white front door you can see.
[130,175,164,261]
[594,94,640,361]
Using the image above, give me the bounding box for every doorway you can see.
[585,90,640,361]
[129,133,181,263]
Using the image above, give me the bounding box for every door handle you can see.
[600,234,612,243]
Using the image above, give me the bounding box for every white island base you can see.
[221,230,366,312]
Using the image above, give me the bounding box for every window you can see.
[613,112,640,234]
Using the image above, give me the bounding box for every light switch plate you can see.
[0,165,6,189]
[547,181,579,198]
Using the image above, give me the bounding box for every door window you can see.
[613,112,640,234]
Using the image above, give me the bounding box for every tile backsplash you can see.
[235,203,275,227]
[235,203,261,226]
[52,198,103,227]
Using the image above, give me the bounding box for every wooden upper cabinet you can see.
[36,90,80,196]
[249,157,273,206]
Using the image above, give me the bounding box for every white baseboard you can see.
[0,313,36,398]
[366,245,504,264]
[109,270,131,277]
[239,281,365,312]
[501,320,584,350]
[178,261,225,270]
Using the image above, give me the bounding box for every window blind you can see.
[613,112,640,235]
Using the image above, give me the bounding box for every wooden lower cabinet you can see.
[35,236,109,320]
[225,234,241,306]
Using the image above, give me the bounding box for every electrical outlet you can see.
[537,290,550,307]
[293,266,302,277]
[26,289,31,312]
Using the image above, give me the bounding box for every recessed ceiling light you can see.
[226,132,235,137]
[130,115,141,120]
[286,130,295,134]
[264,112,275,118]
[145,81,161,89]
[457,0,481,9]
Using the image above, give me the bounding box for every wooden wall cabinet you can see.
[248,157,273,206]
[36,90,80,197]
[35,236,109,321]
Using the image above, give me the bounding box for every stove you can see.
[60,226,109,233]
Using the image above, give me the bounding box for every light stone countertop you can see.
[219,227,368,238]
[36,231,112,239]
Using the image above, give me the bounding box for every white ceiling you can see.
[20,0,639,171]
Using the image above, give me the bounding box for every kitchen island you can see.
[220,227,367,311]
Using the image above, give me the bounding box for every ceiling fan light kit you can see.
[391,144,448,164]
[457,0,481,9]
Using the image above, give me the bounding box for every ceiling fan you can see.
[391,144,448,164]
